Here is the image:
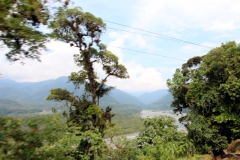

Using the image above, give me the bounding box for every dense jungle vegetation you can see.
[1,0,240,159]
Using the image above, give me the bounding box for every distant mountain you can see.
[138,89,168,105]
[0,78,33,90]
[0,87,29,103]
[147,92,173,110]
[110,89,146,108]
[126,91,144,97]
[0,77,144,115]
[0,98,22,107]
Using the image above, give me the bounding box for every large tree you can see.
[49,6,129,104]
[167,41,240,155]
[47,7,129,159]
[0,0,69,62]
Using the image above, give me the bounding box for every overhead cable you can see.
[107,45,186,61]
[85,40,186,61]
[107,27,174,40]
[103,20,213,49]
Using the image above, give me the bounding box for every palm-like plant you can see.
[85,82,115,105]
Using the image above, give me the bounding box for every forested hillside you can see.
[0,77,143,106]
[138,89,168,105]
[147,92,173,110]
[0,78,144,133]
[0,99,41,115]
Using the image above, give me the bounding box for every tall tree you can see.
[0,0,69,62]
[47,6,129,159]
[48,6,129,104]
[167,41,240,156]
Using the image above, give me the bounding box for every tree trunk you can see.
[82,50,97,104]
[97,96,99,106]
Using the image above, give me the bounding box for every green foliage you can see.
[86,82,115,105]
[72,130,107,160]
[0,0,68,62]
[46,88,72,101]
[167,41,240,153]
[47,89,97,129]
[47,89,112,159]
[113,114,144,135]
[100,101,143,134]
[46,80,118,159]
[136,116,195,159]
[0,98,42,115]
[106,137,142,160]
[0,114,70,159]
[68,71,88,89]
[86,104,103,116]
[48,6,105,47]
[185,114,228,153]
[106,116,194,160]
[46,6,130,159]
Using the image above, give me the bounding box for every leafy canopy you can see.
[0,0,69,62]
[167,41,240,153]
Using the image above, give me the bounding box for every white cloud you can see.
[104,32,167,92]
[106,61,166,92]
[215,33,235,39]
[107,30,158,54]
[132,0,240,32]
[1,40,166,92]
[178,42,219,58]
[205,20,239,32]
[0,41,79,82]
[107,38,125,61]
[108,31,130,39]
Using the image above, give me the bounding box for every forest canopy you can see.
[0,0,69,62]
[167,41,240,154]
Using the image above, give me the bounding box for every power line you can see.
[85,40,185,61]
[107,45,186,61]
[107,27,174,40]
[103,20,213,49]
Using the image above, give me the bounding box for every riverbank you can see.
[106,110,187,145]
[141,110,186,131]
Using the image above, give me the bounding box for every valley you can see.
[0,76,173,116]
[0,77,178,135]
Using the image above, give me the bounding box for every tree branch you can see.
[96,74,110,92]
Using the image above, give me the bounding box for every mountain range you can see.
[147,93,173,110]
[0,76,173,115]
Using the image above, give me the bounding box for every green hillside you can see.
[0,76,146,134]
[138,89,168,105]
[0,99,41,115]
[147,93,173,110]
[0,77,144,108]
[0,77,143,134]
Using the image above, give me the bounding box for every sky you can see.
[1,0,240,95]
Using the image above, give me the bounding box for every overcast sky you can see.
[1,0,240,94]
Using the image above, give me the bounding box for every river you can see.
[140,110,186,131]
[105,110,187,145]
